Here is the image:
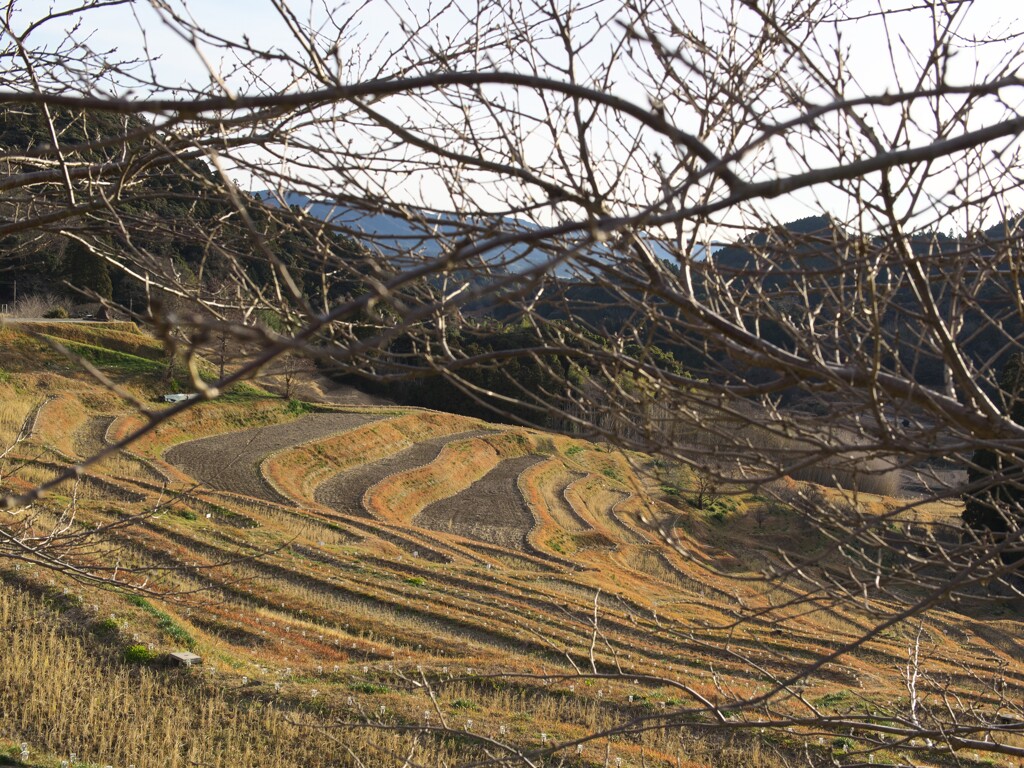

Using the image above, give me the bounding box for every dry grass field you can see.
[1,322,1022,768]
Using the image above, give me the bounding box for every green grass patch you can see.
[125,594,196,650]
[122,643,159,664]
[286,398,313,415]
[44,335,164,375]
[814,690,852,709]
[92,617,121,640]
[831,736,855,753]
[219,382,273,401]
[350,682,390,694]
[0,741,30,766]
[28,321,161,357]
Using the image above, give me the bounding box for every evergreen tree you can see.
[63,238,113,300]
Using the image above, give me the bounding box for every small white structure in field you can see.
[162,393,199,403]
[170,651,202,667]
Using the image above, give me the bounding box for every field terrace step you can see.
[618,547,702,591]
[634,547,741,603]
[113,521,497,658]
[201,548,567,661]
[361,564,706,664]
[518,461,628,560]
[136,514,557,647]
[545,474,650,548]
[450,540,565,573]
[20,394,57,441]
[329,504,569,572]
[27,394,83,453]
[14,458,147,503]
[311,426,496,517]
[562,473,600,530]
[607,493,656,544]
[411,454,542,550]
[321,514,456,564]
[259,411,487,507]
[106,413,200,486]
[100,417,174,484]
[361,432,531,521]
[519,459,592,535]
[119,509,709,673]
[203,491,369,546]
[165,411,391,504]
[378,523,498,567]
[83,505,878,689]
[516,469,601,571]
[274,497,481,566]
[72,414,116,459]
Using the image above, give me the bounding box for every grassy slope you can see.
[0,322,1020,768]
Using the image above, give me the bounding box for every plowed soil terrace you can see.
[314,429,492,517]
[72,414,115,458]
[165,412,387,502]
[414,454,542,548]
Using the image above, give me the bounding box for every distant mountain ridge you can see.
[253,190,715,275]
[254,190,570,276]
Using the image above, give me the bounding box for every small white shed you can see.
[162,393,199,403]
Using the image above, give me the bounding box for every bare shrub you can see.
[10,294,66,319]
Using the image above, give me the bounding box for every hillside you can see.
[0,104,370,316]
[0,322,1021,768]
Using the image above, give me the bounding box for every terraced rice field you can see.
[5,345,1024,768]
[415,454,543,548]
[315,429,493,516]
[72,414,115,456]
[166,411,387,503]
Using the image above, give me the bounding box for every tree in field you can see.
[689,466,724,512]
[3,0,1024,763]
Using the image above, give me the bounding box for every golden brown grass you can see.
[111,398,291,456]
[0,386,33,448]
[262,410,480,504]
[3,325,1023,768]
[29,394,87,457]
[0,575,809,768]
[0,579,499,768]
[364,431,533,523]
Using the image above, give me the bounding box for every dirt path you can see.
[166,412,386,503]
[414,455,542,549]
[314,429,492,517]
[257,371,394,406]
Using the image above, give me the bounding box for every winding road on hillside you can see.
[166,412,387,503]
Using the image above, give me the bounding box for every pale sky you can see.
[15,0,1024,236]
